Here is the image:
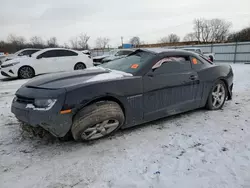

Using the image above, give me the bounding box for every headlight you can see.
[1,62,19,68]
[34,99,57,109]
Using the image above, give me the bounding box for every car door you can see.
[56,50,79,71]
[142,55,202,121]
[35,50,60,74]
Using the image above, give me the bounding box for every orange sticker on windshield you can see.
[131,64,139,69]
[192,58,198,64]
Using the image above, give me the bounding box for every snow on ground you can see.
[1,64,250,188]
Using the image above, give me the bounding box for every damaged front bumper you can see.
[11,87,73,137]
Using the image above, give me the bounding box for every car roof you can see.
[32,48,79,56]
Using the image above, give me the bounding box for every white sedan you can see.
[0,48,93,79]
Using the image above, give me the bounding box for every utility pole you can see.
[121,36,123,48]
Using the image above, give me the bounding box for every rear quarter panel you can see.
[198,64,233,106]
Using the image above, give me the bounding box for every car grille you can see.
[16,95,34,104]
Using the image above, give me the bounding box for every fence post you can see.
[234,42,238,64]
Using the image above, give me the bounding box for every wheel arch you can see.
[74,95,126,120]
[219,78,232,100]
[18,65,36,76]
[74,62,86,69]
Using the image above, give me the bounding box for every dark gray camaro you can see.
[11,49,234,141]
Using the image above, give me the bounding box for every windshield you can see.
[100,51,154,74]
[14,49,24,55]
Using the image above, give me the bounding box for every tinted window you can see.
[18,50,40,56]
[101,51,154,74]
[37,50,58,58]
[153,56,191,74]
[58,50,78,57]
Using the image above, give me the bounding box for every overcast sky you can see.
[1,0,250,47]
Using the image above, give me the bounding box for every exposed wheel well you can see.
[75,96,126,119]
[219,78,232,100]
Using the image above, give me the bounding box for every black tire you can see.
[74,63,86,70]
[18,66,35,79]
[71,101,124,141]
[206,80,227,110]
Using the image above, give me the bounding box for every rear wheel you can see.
[71,101,124,141]
[18,66,35,79]
[74,63,86,70]
[206,80,227,110]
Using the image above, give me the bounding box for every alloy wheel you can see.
[211,83,226,108]
[81,119,119,140]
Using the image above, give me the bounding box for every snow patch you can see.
[85,69,133,83]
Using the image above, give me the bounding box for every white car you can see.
[1,48,93,79]
[1,48,41,63]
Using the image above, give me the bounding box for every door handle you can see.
[189,75,198,80]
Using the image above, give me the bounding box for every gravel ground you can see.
[0,64,250,188]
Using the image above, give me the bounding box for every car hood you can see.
[23,67,133,89]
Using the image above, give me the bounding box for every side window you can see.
[37,50,57,58]
[190,56,205,70]
[19,50,39,56]
[152,56,191,74]
[191,57,203,65]
[58,50,78,57]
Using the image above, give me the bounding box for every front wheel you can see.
[206,80,227,110]
[71,101,124,141]
[18,66,35,79]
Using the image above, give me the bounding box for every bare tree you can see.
[159,34,180,43]
[69,36,79,49]
[228,27,250,42]
[183,33,196,41]
[7,34,26,46]
[47,37,58,48]
[130,36,141,47]
[63,42,70,49]
[210,19,231,42]
[95,37,110,49]
[159,37,169,43]
[193,18,205,42]
[78,33,90,50]
[193,18,231,43]
[30,36,44,48]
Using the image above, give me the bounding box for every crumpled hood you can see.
[23,67,133,89]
